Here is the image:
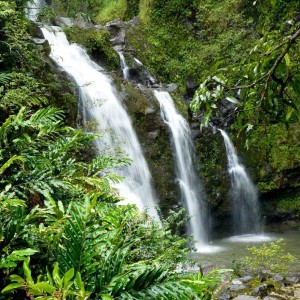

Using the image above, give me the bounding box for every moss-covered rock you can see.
[121,81,180,213]
[64,27,120,70]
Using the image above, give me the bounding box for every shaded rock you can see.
[147,131,159,140]
[191,129,200,139]
[230,284,247,291]
[253,283,269,297]
[235,296,257,300]
[105,19,126,47]
[55,17,74,27]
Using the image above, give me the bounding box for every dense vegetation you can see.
[0,1,227,299]
[1,0,299,298]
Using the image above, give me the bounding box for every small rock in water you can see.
[235,295,257,300]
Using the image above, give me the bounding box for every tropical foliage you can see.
[0,107,225,299]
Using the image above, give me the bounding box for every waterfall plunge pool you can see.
[191,231,300,272]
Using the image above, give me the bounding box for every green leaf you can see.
[101,294,114,300]
[23,260,34,284]
[10,275,24,283]
[63,268,74,286]
[212,75,225,84]
[1,283,24,293]
[284,53,290,67]
[33,282,56,294]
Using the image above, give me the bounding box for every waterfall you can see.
[41,26,160,221]
[26,0,45,21]
[154,91,208,248]
[219,129,262,234]
[118,52,129,80]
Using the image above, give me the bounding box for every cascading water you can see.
[153,91,208,248]
[26,0,45,21]
[219,129,262,234]
[118,52,129,80]
[41,26,160,221]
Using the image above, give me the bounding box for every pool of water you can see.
[190,231,300,272]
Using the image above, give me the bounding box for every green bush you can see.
[243,239,296,276]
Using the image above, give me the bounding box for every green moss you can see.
[64,27,120,70]
[266,191,300,214]
[95,0,127,24]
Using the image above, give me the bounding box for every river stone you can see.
[238,276,253,283]
[230,284,247,291]
[216,292,231,300]
[284,274,300,285]
[232,279,244,285]
[272,274,284,284]
[235,296,257,300]
[253,283,269,297]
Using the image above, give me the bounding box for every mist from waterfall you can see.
[219,129,262,234]
[154,91,209,248]
[41,26,160,221]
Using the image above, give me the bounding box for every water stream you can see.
[154,91,209,249]
[118,51,129,80]
[41,26,160,221]
[26,0,45,21]
[219,129,262,234]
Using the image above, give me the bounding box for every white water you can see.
[118,52,129,80]
[154,91,208,249]
[26,0,45,21]
[41,26,160,221]
[219,129,262,234]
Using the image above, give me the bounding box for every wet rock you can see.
[145,107,155,115]
[253,283,269,297]
[55,17,74,27]
[235,295,257,300]
[32,38,46,44]
[232,279,244,285]
[166,83,178,93]
[216,292,231,300]
[284,274,300,285]
[55,16,94,29]
[230,284,247,291]
[191,129,200,139]
[147,131,159,140]
[272,274,284,284]
[263,297,285,300]
[105,19,126,47]
[238,276,253,284]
